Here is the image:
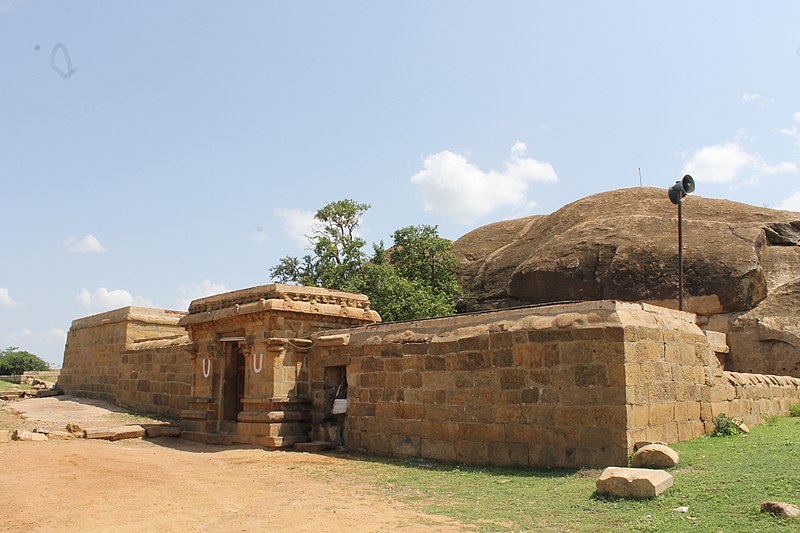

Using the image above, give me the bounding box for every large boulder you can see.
[454,187,800,376]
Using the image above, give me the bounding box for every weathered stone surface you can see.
[66,422,84,437]
[761,501,800,518]
[144,425,181,438]
[294,441,332,452]
[47,431,74,440]
[596,467,673,499]
[108,425,145,441]
[453,187,800,377]
[13,430,47,442]
[631,444,680,468]
[84,427,113,440]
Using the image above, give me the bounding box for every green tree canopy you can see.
[270,200,462,321]
[0,346,50,374]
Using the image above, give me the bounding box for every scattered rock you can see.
[761,501,800,518]
[66,422,84,438]
[633,441,668,452]
[47,431,74,440]
[108,425,145,441]
[144,425,181,438]
[631,444,680,468]
[13,430,47,442]
[84,427,113,440]
[33,427,50,435]
[596,467,673,499]
[736,422,750,434]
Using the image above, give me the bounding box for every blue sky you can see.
[2,1,800,366]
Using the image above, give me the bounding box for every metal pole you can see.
[678,199,684,311]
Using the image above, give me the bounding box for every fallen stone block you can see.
[84,427,113,440]
[631,444,680,468]
[761,501,800,518]
[109,425,145,441]
[144,425,181,438]
[13,430,47,442]
[596,467,673,499]
[47,431,74,440]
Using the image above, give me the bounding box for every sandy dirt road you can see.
[0,397,465,533]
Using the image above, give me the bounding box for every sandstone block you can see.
[761,501,800,518]
[84,427,113,439]
[144,425,182,438]
[596,467,673,499]
[631,444,680,468]
[14,430,47,442]
[47,431,74,440]
[108,424,144,440]
[294,441,332,453]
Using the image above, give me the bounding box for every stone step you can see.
[294,441,332,453]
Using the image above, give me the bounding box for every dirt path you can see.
[0,398,466,532]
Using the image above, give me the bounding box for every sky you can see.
[2,1,800,367]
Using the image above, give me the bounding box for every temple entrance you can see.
[220,340,245,431]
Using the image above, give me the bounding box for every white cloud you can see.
[0,287,16,307]
[793,112,800,122]
[77,287,152,312]
[741,92,763,103]
[779,191,800,212]
[20,328,67,344]
[275,208,316,248]
[175,280,227,310]
[410,141,559,224]
[682,142,797,184]
[65,234,106,253]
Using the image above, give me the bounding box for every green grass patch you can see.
[789,402,800,417]
[0,380,31,392]
[347,416,800,532]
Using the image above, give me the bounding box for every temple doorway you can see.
[220,341,245,431]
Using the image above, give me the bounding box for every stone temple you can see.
[60,282,800,469]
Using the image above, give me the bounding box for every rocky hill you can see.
[453,187,800,376]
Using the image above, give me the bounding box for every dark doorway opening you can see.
[221,343,245,431]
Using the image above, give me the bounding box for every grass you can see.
[790,402,800,417]
[0,380,31,392]
[345,416,800,532]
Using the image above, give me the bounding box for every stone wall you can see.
[708,371,800,427]
[117,341,193,417]
[309,301,800,469]
[60,307,192,416]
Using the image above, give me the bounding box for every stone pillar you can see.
[235,337,314,448]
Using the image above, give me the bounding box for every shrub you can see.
[790,402,800,417]
[0,346,50,375]
[710,413,743,437]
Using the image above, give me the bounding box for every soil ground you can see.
[0,396,465,532]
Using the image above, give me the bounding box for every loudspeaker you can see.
[668,174,695,204]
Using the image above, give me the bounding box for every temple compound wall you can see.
[60,285,800,468]
[60,307,193,417]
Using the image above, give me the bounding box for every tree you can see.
[363,225,461,321]
[271,199,370,292]
[270,200,462,321]
[0,346,50,374]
